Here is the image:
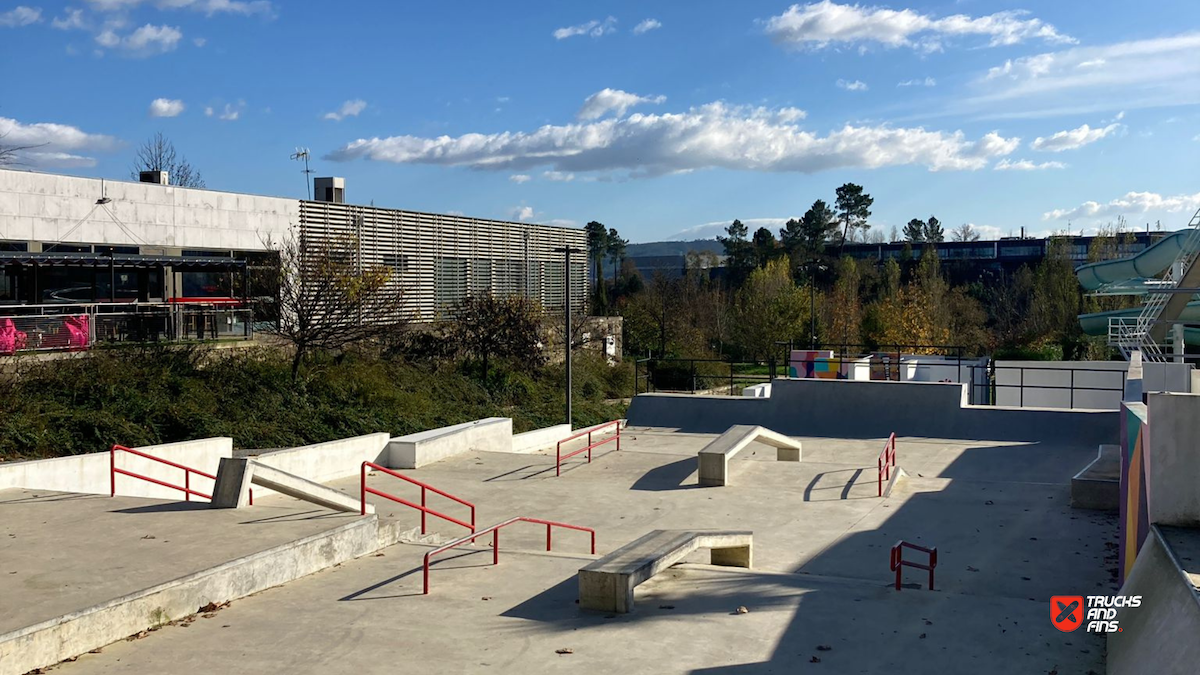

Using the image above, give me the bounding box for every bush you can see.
[0,345,629,461]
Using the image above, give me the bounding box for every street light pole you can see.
[554,245,584,428]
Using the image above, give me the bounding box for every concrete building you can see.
[0,168,587,320]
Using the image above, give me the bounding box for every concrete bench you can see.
[697,425,801,487]
[578,530,752,613]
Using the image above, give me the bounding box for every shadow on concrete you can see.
[482,449,620,483]
[341,549,494,601]
[1,492,97,505]
[235,508,347,524]
[802,468,868,502]
[111,501,210,514]
[629,457,699,492]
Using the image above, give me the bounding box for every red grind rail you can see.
[109,444,252,504]
[877,432,897,497]
[360,461,475,535]
[423,516,595,594]
[890,540,937,590]
[556,420,622,477]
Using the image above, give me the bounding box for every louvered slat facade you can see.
[298,201,587,322]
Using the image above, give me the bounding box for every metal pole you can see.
[554,246,583,427]
[809,267,817,349]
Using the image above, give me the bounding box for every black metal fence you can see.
[634,357,774,397]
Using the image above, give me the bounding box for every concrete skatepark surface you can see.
[0,489,357,635]
[13,428,1115,674]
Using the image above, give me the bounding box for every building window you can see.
[381,254,409,274]
[41,243,90,253]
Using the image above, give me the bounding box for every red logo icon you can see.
[1051,596,1084,632]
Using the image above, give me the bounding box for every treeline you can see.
[592,184,1140,362]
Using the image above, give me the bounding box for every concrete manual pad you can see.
[0,488,358,635]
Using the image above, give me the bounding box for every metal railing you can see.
[360,461,476,535]
[556,420,621,476]
[969,363,1127,408]
[634,357,773,397]
[877,433,897,497]
[422,516,596,594]
[109,443,247,503]
[890,540,937,591]
[0,301,253,354]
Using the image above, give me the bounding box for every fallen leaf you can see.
[735,606,749,614]
[816,645,832,651]
[919,633,927,639]
[809,656,821,663]
[555,648,574,655]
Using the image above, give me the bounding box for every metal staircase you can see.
[1108,207,1200,361]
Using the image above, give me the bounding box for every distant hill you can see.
[625,239,723,258]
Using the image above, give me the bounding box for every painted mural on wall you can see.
[1119,401,1150,584]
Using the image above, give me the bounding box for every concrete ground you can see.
[0,488,357,635]
[33,428,1116,674]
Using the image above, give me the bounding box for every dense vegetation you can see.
[0,345,630,461]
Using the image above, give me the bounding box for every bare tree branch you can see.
[130,132,206,188]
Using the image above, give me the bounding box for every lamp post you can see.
[554,245,585,427]
[806,258,825,349]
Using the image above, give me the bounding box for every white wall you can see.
[511,424,573,453]
[0,438,232,499]
[0,169,297,251]
[994,361,1191,410]
[388,418,512,468]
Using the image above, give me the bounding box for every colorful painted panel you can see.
[787,350,834,378]
[1119,402,1150,584]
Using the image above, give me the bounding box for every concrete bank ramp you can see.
[1108,525,1200,675]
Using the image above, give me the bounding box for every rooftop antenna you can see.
[290,147,313,200]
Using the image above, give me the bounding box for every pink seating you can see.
[0,318,27,355]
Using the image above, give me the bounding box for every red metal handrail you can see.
[111,445,252,505]
[423,516,596,594]
[877,433,897,497]
[555,420,622,477]
[890,540,937,591]
[360,461,475,535]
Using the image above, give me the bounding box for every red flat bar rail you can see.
[555,420,622,477]
[890,540,937,590]
[877,432,897,497]
[423,516,596,594]
[110,444,216,502]
[360,461,475,535]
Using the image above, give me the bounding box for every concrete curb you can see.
[0,515,379,675]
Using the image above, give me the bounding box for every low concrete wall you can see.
[626,378,1118,446]
[0,515,379,675]
[0,438,232,499]
[511,424,572,454]
[252,433,389,498]
[388,418,512,468]
[1108,526,1200,675]
[1146,393,1200,526]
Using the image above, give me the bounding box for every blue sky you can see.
[2,1,1198,243]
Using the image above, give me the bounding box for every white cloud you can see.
[1194,133,1200,142]
[764,1,1073,52]
[1030,122,1119,152]
[836,79,868,91]
[205,102,242,120]
[327,100,1020,178]
[85,0,274,17]
[52,8,87,30]
[543,171,575,182]
[0,116,122,168]
[670,218,789,241]
[898,77,936,87]
[1043,191,1200,222]
[509,174,531,183]
[963,33,1200,119]
[511,205,535,222]
[994,158,1066,171]
[0,6,42,27]
[95,23,182,56]
[192,36,205,46]
[148,98,185,117]
[323,99,367,122]
[577,88,666,120]
[633,18,661,35]
[553,16,616,40]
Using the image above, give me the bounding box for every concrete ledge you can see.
[388,418,512,469]
[0,515,379,675]
[1071,444,1120,511]
[697,425,802,487]
[511,424,572,454]
[578,529,752,613]
[0,438,232,499]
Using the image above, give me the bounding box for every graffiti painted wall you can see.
[1119,401,1150,584]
